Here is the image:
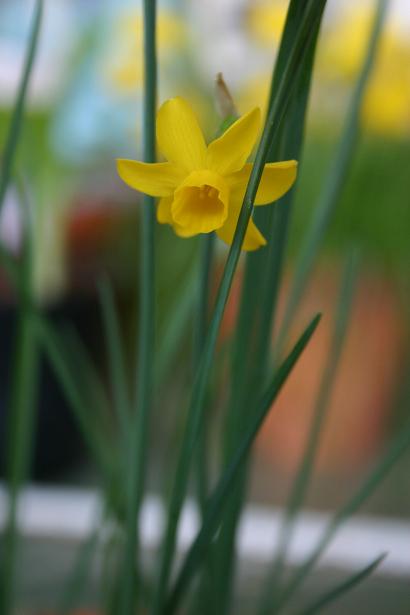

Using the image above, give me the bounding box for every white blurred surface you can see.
[1,484,409,578]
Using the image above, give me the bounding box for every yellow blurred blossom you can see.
[363,69,410,137]
[245,1,288,47]
[107,11,186,92]
[117,97,297,250]
[319,4,410,136]
[236,73,271,118]
[241,1,410,137]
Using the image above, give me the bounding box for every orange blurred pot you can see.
[256,267,406,474]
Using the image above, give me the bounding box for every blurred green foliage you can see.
[293,134,410,269]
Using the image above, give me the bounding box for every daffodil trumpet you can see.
[117,97,297,250]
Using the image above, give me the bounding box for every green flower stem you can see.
[0,0,43,212]
[152,3,327,612]
[258,251,358,615]
[119,0,157,613]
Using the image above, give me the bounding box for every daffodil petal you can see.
[229,160,298,205]
[117,159,182,197]
[157,197,196,237]
[216,203,266,251]
[157,97,207,171]
[173,223,198,238]
[157,197,173,224]
[207,108,261,175]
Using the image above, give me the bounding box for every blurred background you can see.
[0,0,409,520]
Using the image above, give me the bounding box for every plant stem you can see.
[119,0,156,613]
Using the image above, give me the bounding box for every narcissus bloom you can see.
[117,97,297,250]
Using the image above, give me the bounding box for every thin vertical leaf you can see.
[0,0,43,212]
[258,250,358,615]
[277,0,389,353]
[0,310,38,615]
[152,3,327,612]
[59,522,102,615]
[165,315,321,613]
[0,181,40,615]
[274,416,410,612]
[193,233,215,512]
[34,317,113,479]
[98,277,130,441]
[154,264,197,386]
[119,0,157,612]
[293,553,386,615]
[214,4,326,609]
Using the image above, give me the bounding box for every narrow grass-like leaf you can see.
[152,4,327,611]
[34,316,113,479]
[0,244,20,290]
[294,553,386,615]
[59,522,102,615]
[60,324,112,433]
[98,276,130,441]
[165,314,321,613]
[192,234,216,614]
[274,416,410,612]
[154,264,197,386]
[0,0,43,212]
[119,1,157,612]
[277,0,389,352]
[258,250,358,614]
[213,4,326,610]
[0,310,38,615]
[0,183,39,615]
[193,234,215,512]
[0,164,41,615]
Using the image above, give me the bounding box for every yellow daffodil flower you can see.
[117,97,297,250]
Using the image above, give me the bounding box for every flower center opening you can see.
[172,174,229,234]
